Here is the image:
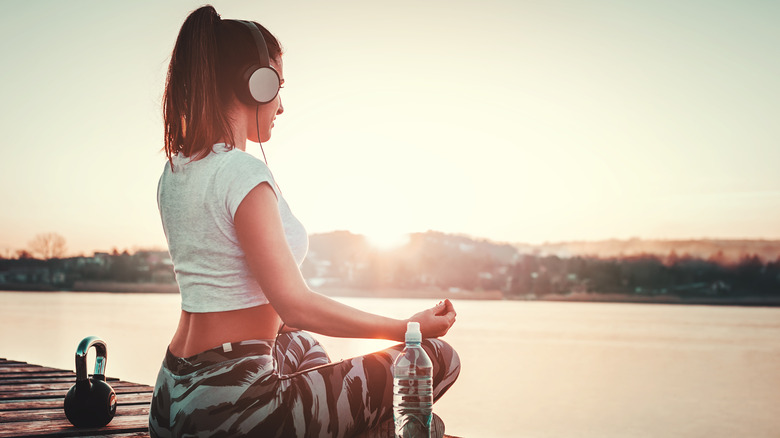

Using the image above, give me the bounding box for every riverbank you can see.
[47,281,505,300]
[316,286,504,300]
[527,291,780,306]
[3,281,778,306]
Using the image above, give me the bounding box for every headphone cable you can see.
[256,104,268,164]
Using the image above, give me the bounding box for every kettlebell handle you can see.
[74,336,108,382]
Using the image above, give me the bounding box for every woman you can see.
[149,5,460,438]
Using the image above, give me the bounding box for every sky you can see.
[1,0,778,256]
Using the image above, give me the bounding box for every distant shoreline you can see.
[1,281,778,307]
[526,291,780,307]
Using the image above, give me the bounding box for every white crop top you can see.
[157,144,308,313]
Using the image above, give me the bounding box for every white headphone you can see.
[234,20,280,105]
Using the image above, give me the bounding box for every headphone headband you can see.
[229,19,280,105]
[235,20,271,68]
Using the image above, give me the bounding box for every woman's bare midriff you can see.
[168,303,282,358]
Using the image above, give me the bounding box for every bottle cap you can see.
[405,322,422,343]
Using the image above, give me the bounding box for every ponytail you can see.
[163,5,235,168]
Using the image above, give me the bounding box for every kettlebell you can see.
[63,336,117,427]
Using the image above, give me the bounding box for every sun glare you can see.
[364,230,410,251]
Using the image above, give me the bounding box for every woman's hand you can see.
[408,299,457,339]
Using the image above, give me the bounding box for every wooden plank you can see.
[0,357,153,436]
[85,434,150,438]
[0,373,77,381]
[0,377,76,386]
[0,386,153,401]
[0,381,154,392]
[0,366,70,374]
[1,404,149,423]
[0,393,152,411]
[0,415,150,438]
[0,368,113,379]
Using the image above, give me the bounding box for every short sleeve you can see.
[216,150,280,219]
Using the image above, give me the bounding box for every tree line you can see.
[2,231,779,301]
[301,231,780,300]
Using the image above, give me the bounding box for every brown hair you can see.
[162,5,282,168]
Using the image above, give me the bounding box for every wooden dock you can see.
[0,358,154,437]
[0,358,461,438]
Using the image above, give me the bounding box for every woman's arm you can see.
[235,182,456,342]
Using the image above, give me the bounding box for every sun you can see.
[363,230,410,251]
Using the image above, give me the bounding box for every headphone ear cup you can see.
[245,66,280,104]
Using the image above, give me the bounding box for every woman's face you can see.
[252,56,284,143]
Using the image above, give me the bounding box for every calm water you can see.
[1,291,779,437]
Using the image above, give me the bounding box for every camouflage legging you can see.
[148,331,460,437]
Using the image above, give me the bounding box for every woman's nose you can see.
[277,98,284,115]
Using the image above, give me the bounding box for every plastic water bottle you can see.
[393,322,433,438]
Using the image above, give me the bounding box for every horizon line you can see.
[5,229,780,259]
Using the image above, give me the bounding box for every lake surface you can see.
[1,291,779,437]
